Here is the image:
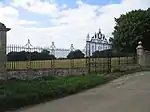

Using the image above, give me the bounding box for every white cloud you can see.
[0,4,37,27]
[19,20,37,25]
[11,0,64,18]
[2,0,150,50]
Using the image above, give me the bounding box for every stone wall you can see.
[143,50,150,66]
[0,68,88,80]
[0,23,10,73]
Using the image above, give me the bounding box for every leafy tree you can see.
[92,50,111,58]
[7,51,28,61]
[39,49,55,60]
[109,37,113,44]
[7,49,56,61]
[67,50,85,59]
[41,49,50,55]
[112,8,150,53]
[92,49,133,58]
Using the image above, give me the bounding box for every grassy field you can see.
[6,57,136,70]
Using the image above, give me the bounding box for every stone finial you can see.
[25,39,32,48]
[70,44,74,51]
[51,42,56,49]
[136,41,143,49]
[138,41,142,45]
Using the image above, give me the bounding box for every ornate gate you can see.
[85,29,112,74]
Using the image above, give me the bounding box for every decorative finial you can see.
[138,41,142,45]
[136,41,143,49]
[98,28,101,34]
[52,42,54,45]
[50,41,56,55]
[94,32,97,38]
[51,41,56,49]
[86,33,90,41]
[25,39,32,48]
[70,44,74,51]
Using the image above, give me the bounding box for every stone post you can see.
[0,23,10,74]
[136,41,145,66]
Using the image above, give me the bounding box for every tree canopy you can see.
[67,50,85,59]
[92,49,133,58]
[112,8,150,53]
[92,50,111,58]
[7,49,55,61]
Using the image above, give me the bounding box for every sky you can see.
[0,0,150,49]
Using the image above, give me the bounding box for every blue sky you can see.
[2,0,120,27]
[3,0,122,28]
[0,0,149,49]
[1,0,122,27]
[54,0,121,7]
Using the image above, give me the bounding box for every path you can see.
[16,72,150,112]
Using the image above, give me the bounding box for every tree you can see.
[7,51,28,61]
[67,50,85,59]
[92,49,112,58]
[92,49,132,58]
[112,8,150,53]
[109,37,114,44]
[41,49,50,55]
[7,49,56,61]
[39,49,55,60]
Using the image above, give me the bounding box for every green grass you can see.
[0,75,109,111]
[6,57,136,70]
[0,65,141,112]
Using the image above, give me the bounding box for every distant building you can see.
[48,42,75,58]
[85,29,111,56]
[7,29,111,58]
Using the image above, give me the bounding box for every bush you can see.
[0,75,108,111]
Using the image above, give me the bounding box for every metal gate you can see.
[85,30,112,74]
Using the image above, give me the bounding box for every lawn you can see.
[0,75,109,111]
[6,57,135,70]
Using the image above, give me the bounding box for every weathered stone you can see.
[0,68,88,80]
[0,23,10,75]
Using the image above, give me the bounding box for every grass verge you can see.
[0,75,109,111]
[0,66,148,112]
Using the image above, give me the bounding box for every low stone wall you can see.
[143,50,150,66]
[0,68,88,80]
[111,64,141,72]
[0,65,141,80]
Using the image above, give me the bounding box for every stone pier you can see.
[0,23,10,74]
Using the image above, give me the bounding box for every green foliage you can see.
[0,75,108,111]
[7,49,56,61]
[92,49,111,58]
[112,8,150,53]
[67,49,85,59]
[92,49,133,58]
